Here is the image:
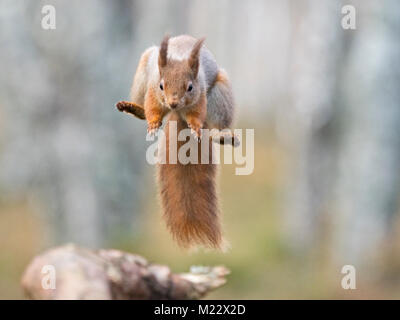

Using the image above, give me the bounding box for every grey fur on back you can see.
[206,69,234,129]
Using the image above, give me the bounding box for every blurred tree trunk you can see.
[0,0,146,247]
[278,1,344,252]
[333,0,400,264]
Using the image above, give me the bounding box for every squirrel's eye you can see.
[187,83,193,92]
[159,83,164,91]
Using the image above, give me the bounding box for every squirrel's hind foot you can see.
[116,101,146,120]
[211,130,240,147]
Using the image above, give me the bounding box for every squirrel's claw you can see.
[188,124,202,141]
[116,101,126,112]
[147,121,162,137]
[190,128,202,141]
[147,127,158,137]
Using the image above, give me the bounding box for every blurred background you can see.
[1,0,400,299]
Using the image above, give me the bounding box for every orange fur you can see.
[214,70,229,88]
[144,87,168,132]
[158,35,169,69]
[188,38,205,76]
[158,113,223,249]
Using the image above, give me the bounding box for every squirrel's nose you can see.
[169,102,178,109]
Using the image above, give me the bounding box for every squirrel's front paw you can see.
[147,121,162,136]
[187,123,202,142]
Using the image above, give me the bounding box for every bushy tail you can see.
[157,114,224,249]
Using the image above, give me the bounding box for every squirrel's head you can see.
[157,35,205,110]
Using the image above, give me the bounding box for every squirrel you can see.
[116,35,237,250]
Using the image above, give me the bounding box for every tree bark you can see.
[21,244,229,300]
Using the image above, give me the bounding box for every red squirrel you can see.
[116,35,237,249]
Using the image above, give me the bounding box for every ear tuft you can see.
[158,35,170,70]
[189,37,205,76]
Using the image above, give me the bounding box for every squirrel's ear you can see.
[158,35,170,70]
[188,37,205,76]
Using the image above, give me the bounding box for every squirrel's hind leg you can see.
[116,101,146,120]
[210,129,240,147]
